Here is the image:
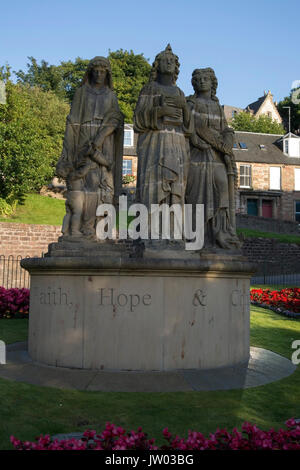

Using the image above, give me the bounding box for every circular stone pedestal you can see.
[22,255,255,371]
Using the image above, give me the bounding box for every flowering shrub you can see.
[251,288,300,314]
[0,287,30,318]
[122,174,136,185]
[10,419,300,450]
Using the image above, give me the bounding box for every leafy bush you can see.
[11,419,300,450]
[122,174,136,185]
[0,198,17,217]
[0,82,69,204]
[0,287,30,318]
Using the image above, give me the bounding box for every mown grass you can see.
[0,194,65,226]
[0,303,299,450]
[237,228,300,245]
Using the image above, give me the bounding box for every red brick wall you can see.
[0,223,61,257]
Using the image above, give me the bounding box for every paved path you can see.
[0,342,296,392]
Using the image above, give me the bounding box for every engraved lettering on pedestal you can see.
[231,289,250,308]
[39,288,71,306]
[193,289,207,307]
[98,288,152,312]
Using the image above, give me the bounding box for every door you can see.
[247,199,258,216]
[262,200,272,218]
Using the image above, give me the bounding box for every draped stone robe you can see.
[57,83,123,237]
[134,81,192,208]
[185,95,239,249]
[59,83,122,200]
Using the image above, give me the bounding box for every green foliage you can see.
[0,198,17,217]
[0,64,11,82]
[0,82,69,203]
[108,49,151,122]
[231,111,285,134]
[122,174,136,185]
[15,51,151,122]
[278,91,300,134]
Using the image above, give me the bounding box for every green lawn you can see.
[0,194,65,226]
[237,228,300,245]
[0,304,299,450]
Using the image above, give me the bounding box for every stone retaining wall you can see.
[242,237,300,275]
[237,214,299,234]
[0,222,61,257]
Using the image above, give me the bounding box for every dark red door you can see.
[262,200,272,218]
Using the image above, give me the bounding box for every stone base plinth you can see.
[21,256,255,371]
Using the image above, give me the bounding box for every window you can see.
[232,110,237,118]
[269,167,281,190]
[284,139,289,154]
[239,142,248,149]
[233,143,238,149]
[295,168,300,191]
[239,165,251,188]
[124,129,134,147]
[122,159,132,175]
[295,201,300,222]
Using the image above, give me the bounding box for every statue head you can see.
[82,56,113,89]
[150,44,180,84]
[191,68,218,101]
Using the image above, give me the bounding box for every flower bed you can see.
[11,419,300,450]
[250,288,300,317]
[0,287,29,319]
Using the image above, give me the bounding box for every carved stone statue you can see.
[56,56,123,240]
[134,44,192,209]
[185,68,240,250]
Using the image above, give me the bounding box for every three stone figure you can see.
[57,46,240,251]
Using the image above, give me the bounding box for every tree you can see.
[15,50,151,122]
[108,49,151,122]
[0,81,69,204]
[15,57,66,100]
[230,111,285,134]
[277,90,300,134]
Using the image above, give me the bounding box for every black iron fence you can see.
[251,260,300,286]
[0,254,299,289]
[0,255,33,289]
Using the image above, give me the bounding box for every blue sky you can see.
[1,0,299,108]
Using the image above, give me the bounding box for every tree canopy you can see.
[0,81,69,205]
[15,50,151,122]
[277,89,300,134]
[230,111,285,134]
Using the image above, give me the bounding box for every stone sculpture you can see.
[56,56,123,240]
[134,44,192,209]
[185,68,240,250]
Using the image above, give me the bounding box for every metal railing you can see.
[251,260,300,286]
[0,255,33,289]
[0,254,299,289]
